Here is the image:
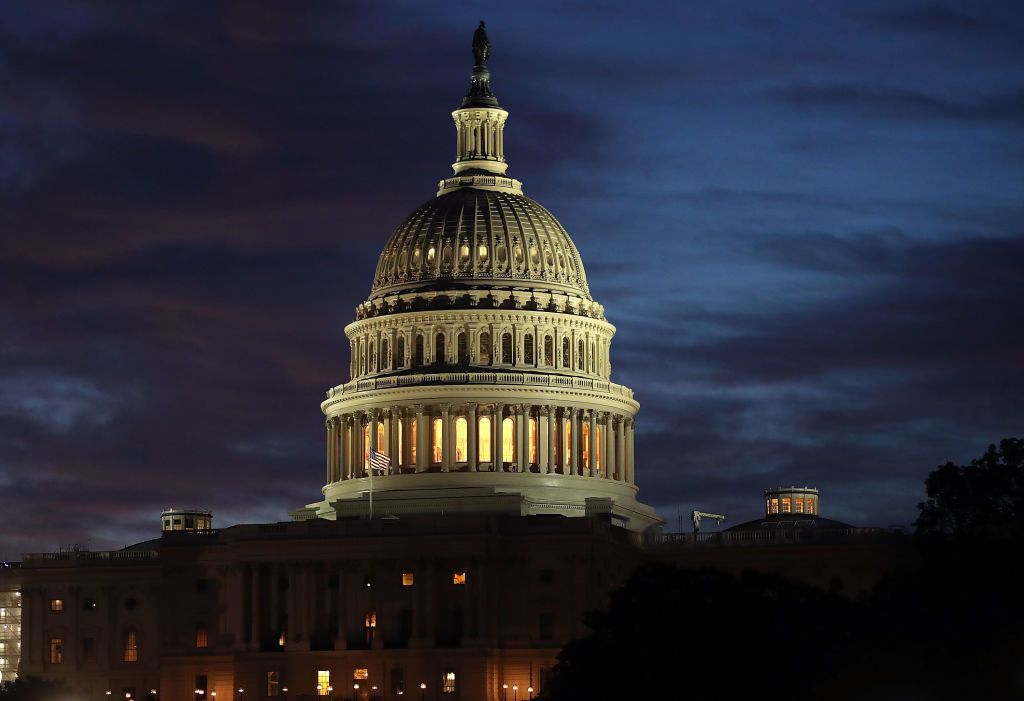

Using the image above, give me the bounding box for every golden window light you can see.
[453,571,467,585]
[402,572,414,586]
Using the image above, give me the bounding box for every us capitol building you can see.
[10,25,901,701]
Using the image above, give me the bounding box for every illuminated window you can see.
[770,498,779,514]
[502,417,515,464]
[49,637,63,664]
[781,498,791,513]
[806,498,815,515]
[365,611,377,644]
[479,332,491,364]
[377,422,385,453]
[563,419,572,468]
[363,423,370,471]
[582,423,590,469]
[354,668,369,680]
[267,671,280,697]
[524,334,534,364]
[460,244,470,264]
[443,671,456,695]
[431,418,443,464]
[317,671,330,696]
[455,417,468,462]
[402,572,414,586]
[453,572,466,585]
[426,246,436,265]
[595,425,603,471]
[397,418,403,466]
[529,416,538,464]
[794,498,804,513]
[478,416,491,462]
[123,630,138,662]
[195,624,208,649]
[477,244,488,263]
[50,599,63,612]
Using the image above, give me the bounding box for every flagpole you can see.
[369,453,373,520]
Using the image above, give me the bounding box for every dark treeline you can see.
[545,438,1024,701]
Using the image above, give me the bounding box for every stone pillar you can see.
[605,413,615,480]
[389,407,400,474]
[325,418,334,484]
[440,403,451,472]
[516,405,528,473]
[467,404,478,471]
[369,410,380,466]
[493,403,504,471]
[616,417,626,481]
[588,410,598,477]
[626,418,635,484]
[415,405,428,472]
[539,407,551,474]
[570,408,580,476]
[401,409,413,470]
[382,409,392,471]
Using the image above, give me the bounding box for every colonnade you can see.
[326,404,635,486]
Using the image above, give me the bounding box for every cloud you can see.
[857,4,980,33]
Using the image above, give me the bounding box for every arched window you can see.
[382,338,390,368]
[370,339,377,371]
[524,334,534,365]
[544,335,554,366]
[502,417,515,464]
[123,630,138,663]
[529,416,538,465]
[396,336,406,367]
[195,624,208,649]
[501,332,513,365]
[431,418,443,464]
[360,341,367,374]
[479,332,491,365]
[377,422,385,453]
[457,332,468,364]
[478,416,491,463]
[562,338,571,368]
[578,340,585,369]
[455,417,468,462]
[590,342,595,373]
[435,333,445,365]
[414,335,425,366]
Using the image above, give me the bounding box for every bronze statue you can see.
[472,21,490,66]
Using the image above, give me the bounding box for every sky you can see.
[1,1,1022,556]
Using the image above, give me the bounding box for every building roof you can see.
[725,513,854,532]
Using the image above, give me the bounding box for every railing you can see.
[641,527,885,547]
[329,371,633,400]
[23,550,160,562]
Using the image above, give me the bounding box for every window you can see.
[770,498,779,514]
[453,571,467,585]
[544,335,553,366]
[501,332,513,364]
[563,419,572,468]
[455,417,467,462]
[457,332,468,364]
[502,417,515,464]
[577,339,584,369]
[582,423,590,469]
[390,667,405,696]
[524,334,534,364]
[806,498,815,515]
[398,609,413,641]
[529,416,538,464]
[479,331,491,364]
[278,575,290,591]
[402,572,414,586]
[81,636,96,662]
[414,335,424,366]
[781,497,791,513]
[459,244,470,264]
[125,597,137,610]
[195,578,209,593]
[794,498,804,513]
[396,336,405,367]
[443,671,456,695]
[562,338,570,367]
[539,612,554,640]
[365,611,377,644]
[195,624,208,649]
[431,418,443,464]
[410,418,417,464]
[50,599,63,612]
[267,672,280,697]
[123,630,138,662]
[354,669,369,680]
[478,416,491,462]
[49,637,63,664]
[435,333,445,365]
[539,569,554,584]
[317,671,330,697]
[426,246,436,265]
[382,338,390,368]
[477,244,488,263]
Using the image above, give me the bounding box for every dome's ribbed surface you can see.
[370,188,590,300]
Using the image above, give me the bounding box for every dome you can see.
[369,187,591,300]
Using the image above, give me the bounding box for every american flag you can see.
[369,449,390,474]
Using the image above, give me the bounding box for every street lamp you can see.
[513,684,518,701]
[527,687,534,701]
[210,693,216,701]
[502,683,508,701]
[371,685,378,701]
[237,688,244,701]
[419,682,426,701]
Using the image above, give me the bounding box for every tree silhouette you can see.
[0,677,71,701]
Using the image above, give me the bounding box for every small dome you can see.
[369,188,591,300]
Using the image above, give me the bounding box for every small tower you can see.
[161,508,213,532]
[765,487,819,516]
[451,21,510,176]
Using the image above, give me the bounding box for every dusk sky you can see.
[2,1,1022,557]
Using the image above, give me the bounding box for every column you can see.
[401,409,413,470]
[605,413,615,480]
[516,405,527,473]
[325,419,334,484]
[588,410,598,477]
[440,404,451,472]
[389,407,400,474]
[383,409,393,470]
[345,415,355,479]
[415,405,428,472]
[369,410,380,464]
[569,407,580,476]
[539,407,550,474]
[616,417,626,481]
[493,403,504,471]
[467,404,478,471]
[626,418,635,484]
